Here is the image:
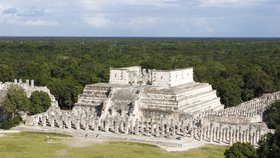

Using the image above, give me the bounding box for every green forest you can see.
[0,37,279,110]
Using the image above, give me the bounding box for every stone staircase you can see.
[139,82,223,113]
[75,84,111,107]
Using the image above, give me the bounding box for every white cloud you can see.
[127,17,159,31]
[198,0,269,7]
[83,15,112,28]
[0,12,20,24]
[82,0,178,10]
[192,17,214,32]
[83,15,159,31]
[2,7,18,14]
[0,0,279,36]
[23,19,59,26]
[17,7,45,17]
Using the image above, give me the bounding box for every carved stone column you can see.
[84,119,89,131]
[120,122,124,132]
[218,125,222,143]
[156,123,160,137]
[50,116,55,127]
[59,118,63,129]
[67,118,72,129]
[135,120,139,135]
[229,128,233,145]
[172,124,176,136]
[199,127,202,141]
[209,124,213,142]
[166,124,170,135]
[161,124,165,135]
[94,120,99,131]
[124,122,129,134]
[183,125,187,137]
[76,119,80,130]
[105,121,109,132]
[202,127,205,141]
[115,121,119,134]
[42,116,46,127]
[151,122,155,136]
[190,127,194,140]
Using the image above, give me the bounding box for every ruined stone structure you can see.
[0,79,58,121]
[10,66,280,148]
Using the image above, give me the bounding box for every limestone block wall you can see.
[139,92,177,111]
[108,66,194,87]
[198,91,280,120]
[109,69,130,85]
[139,81,223,114]
[151,71,171,87]
[151,68,194,87]
[109,66,142,85]
[169,68,193,86]
[0,79,58,108]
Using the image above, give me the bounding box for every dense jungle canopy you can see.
[0,37,279,109]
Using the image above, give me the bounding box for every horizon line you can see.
[0,36,280,39]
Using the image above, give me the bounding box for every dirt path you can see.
[59,137,104,148]
[0,130,20,134]
[0,130,20,138]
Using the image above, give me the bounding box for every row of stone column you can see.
[37,113,195,138]
[34,113,267,146]
[199,91,280,119]
[192,124,263,146]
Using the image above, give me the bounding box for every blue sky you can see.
[0,0,279,37]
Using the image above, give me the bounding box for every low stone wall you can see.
[198,91,280,120]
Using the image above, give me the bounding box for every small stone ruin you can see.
[0,79,58,121]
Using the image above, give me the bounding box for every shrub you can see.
[0,118,21,130]
[29,91,51,115]
[224,142,257,158]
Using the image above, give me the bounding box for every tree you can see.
[263,101,280,129]
[0,117,20,130]
[0,64,14,82]
[2,85,30,118]
[242,89,255,101]
[257,101,280,158]
[215,78,242,108]
[29,91,51,115]
[257,127,280,158]
[48,78,82,109]
[224,142,257,158]
[243,68,273,97]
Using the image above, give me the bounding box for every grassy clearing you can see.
[0,132,229,158]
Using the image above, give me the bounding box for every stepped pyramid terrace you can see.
[5,66,280,149]
[74,66,224,122]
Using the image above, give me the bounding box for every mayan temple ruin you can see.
[2,66,280,148]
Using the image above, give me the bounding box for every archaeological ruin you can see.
[0,79,58,121]
[1,66,280,148]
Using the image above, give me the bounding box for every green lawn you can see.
[0,132,229,158]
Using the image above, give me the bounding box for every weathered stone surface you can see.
[0,79,59,121]
[9,66,280,148]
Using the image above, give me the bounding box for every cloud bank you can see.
[0,0,279,37]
